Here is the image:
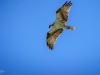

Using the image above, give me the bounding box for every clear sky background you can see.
[0,0,100,75]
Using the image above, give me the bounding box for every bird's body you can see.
[46,1,75,50]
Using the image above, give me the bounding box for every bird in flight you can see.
[46,1,75,50]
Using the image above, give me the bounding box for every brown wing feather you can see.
[56,1,72,22]
[46,28,63,50]
[56,1,68,13]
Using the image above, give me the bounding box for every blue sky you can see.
[0,0,100,75]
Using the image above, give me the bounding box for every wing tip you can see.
[46,32,54,50]
[56,1,72,13]
[47,42,54,50]
[63,1,68,6]
[49,44,54,50]
[63,1,72,6]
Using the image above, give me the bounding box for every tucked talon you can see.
[49,24,53,28]
[70,26,75,30]
[49,25,51,28]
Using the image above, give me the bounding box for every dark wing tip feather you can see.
[56,1,68,13]
[49,44,54,50]
[65,1,72,6]
[46,32,50,46]
[56,1,72,13]
[47,32,50,39]
[46,32,53,50]
[63,1,72,6]
[63,1,68,6]
[47,43,54,50]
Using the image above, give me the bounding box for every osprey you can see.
[46,1,75,50]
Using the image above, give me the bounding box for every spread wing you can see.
[56,1,72,22]
[46,28,63,50]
